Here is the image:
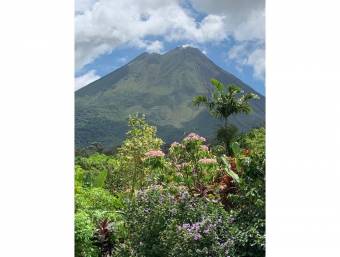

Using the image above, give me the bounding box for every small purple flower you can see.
[191,222,200,231]
[194,233,202,240]
[182,223,190,229]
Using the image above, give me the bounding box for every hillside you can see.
[75,46,265,149]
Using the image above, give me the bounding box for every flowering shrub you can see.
[183,132,207,142]
[142,149,175,186]
[74,114,265,257]
[198,157,217,164]
[168,132,224,195]
[116,186,235,257]
[144,149,165,158]
[163,218,234,257]
[116,114,164,194]
[200,145,209,151]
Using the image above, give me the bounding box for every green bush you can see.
[227,128,265,256]
[116,186,235,257]
[75,211,97,257]
[75,164,126,256]
[74,116,266,257]
[116,114,164,194]
[75,153,121,192]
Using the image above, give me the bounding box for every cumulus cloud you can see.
[228,42,265,81]
[191,0,265,41]
[145,41,164,53]
[75,0,226,70]
[132,39,164,53]
[75,70,100,91]
[75,0,265,81]
[191,0,265,81]
[246,48,265,80]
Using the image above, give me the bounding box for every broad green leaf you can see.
[94,170,108,188]
[231,142,241,156]
[226,168,240,184]
[221,156,240,183]
[211,79,223,91]
[75,165,84,186]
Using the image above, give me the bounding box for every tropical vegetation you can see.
[75,79,265,257]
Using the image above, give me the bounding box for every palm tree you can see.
[215,124,239,154]
[193,79,259,154]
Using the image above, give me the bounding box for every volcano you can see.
[75,46,265,149]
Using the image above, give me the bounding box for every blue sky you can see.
[75,0,265,95]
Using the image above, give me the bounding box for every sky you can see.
[75,0,265,95]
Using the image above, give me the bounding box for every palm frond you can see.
[192,95,208,107]
[228,85,241,96]
[211,78,224,92]
[243,93,260,101]
[193,79,259,120]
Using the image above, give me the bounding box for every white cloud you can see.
[181,43,207,55]
[146,41,163,53]
[75,70,100,91]
[75,0,265,81]
[228,42,265,81]
[75,0,226,70]
[228,43,248,63]
[191,0,265,41]
[191,0,265,81]
[246,48,265,80]
[233,9,265,42]
[132,39,164,53]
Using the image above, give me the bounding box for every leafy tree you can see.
[193,79,259,154]
[116,114,164,195]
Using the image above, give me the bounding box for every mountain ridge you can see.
[75,46,265,149]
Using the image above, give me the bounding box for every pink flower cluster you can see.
[183,133,206,142]
[198,158,217,164]
[200,145,209,151]
[144,150,165,158]
[175,162,189,170]
[170,141,184,148]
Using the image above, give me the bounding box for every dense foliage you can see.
[75,115,265,257]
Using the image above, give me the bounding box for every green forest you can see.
[75,80,265,257]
